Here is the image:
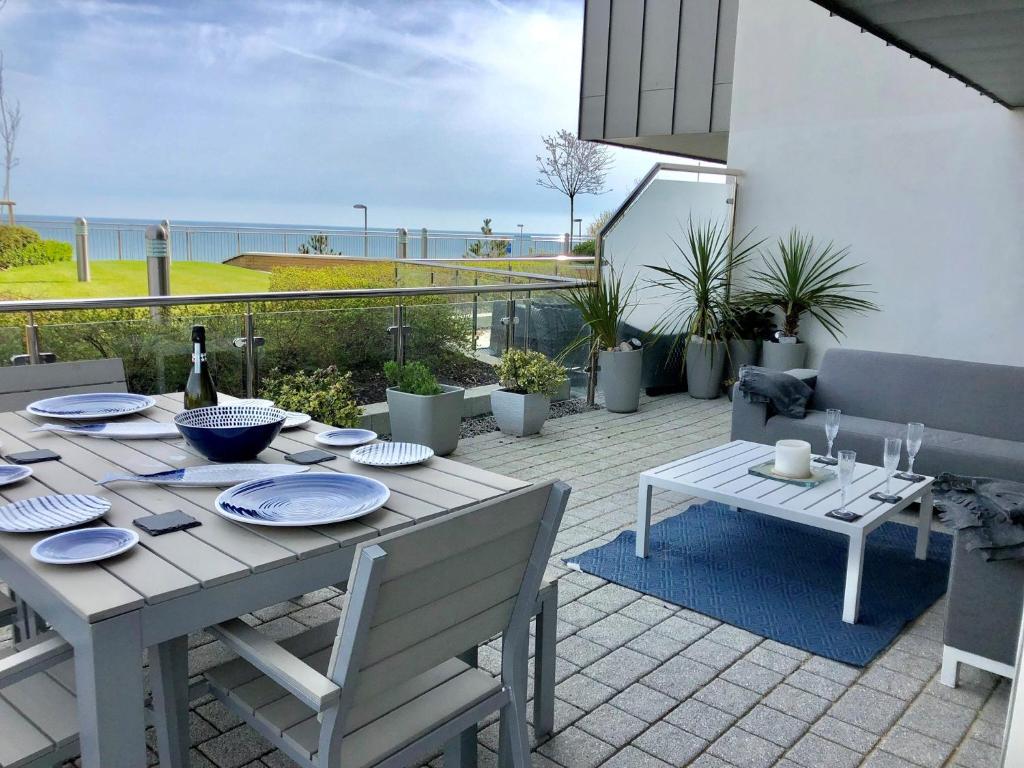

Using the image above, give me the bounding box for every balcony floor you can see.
[49,393,1010,767]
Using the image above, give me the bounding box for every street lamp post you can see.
[353,204,368,258]
[517,224,524,257]
[573,218,583,243]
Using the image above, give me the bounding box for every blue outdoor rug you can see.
[565,501,952,666]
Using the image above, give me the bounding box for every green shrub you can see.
[0,226,72,269]
[261,366,362,427]
[572,239,596,256]
[496,349,567,396]
[383,360,441,395]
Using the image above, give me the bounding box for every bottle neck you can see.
[192,342,206,374]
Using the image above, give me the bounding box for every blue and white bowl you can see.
[175,405,286,462]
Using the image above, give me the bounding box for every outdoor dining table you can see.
[0,392,530,768]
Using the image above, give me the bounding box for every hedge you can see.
[0,226,73,269]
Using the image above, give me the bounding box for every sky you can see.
[1,0,686,234]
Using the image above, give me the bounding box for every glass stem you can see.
[886,474,892,496]
[826,440,833,460]
[841,488,847,513]
[908,457,914,475]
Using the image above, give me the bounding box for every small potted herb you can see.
[491,349,567,437]
[384,361,465,455]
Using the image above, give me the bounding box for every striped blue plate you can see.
[314,428,377,447]
[214,473,390,527]
[349,442,434,467]
[31,527,139,565]
[0,465,32,487]
[27,393,156,420]
[0,494,111,533]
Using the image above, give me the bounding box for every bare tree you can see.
[0,52,21,202]
[536,129,613,241]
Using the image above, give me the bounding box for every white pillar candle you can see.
[774,439,812,479]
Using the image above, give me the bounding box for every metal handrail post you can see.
[243,303,257,398]
[390,303,406,365]
[25,312,40,364]
[471,278,478,347]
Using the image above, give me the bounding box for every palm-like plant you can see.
[646,218,762,355]
[741,229,878,340]
[562,266,637,356]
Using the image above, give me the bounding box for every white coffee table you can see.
[636,440,935,624]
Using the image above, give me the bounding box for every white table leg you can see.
[636,478,653,558]
[915,489,933,560]
[843,532,866,624]
[74,611,147,768]
[150,636,191,768]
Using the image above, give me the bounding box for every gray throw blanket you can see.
[737,365,814,419]
[934,473,1024,561]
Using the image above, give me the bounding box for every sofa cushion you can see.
[764,411,1024,483]
[810,349,1024,442]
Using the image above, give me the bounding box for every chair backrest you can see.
[327,480,569,712]
[0,359,127,411]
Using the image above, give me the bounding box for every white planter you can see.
[686,337,726,399]
[386,385,464,456]
[491,389,550,437]
[761,341,808,371]
[598,348,642,413]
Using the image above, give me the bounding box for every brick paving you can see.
[32,392,1011,766]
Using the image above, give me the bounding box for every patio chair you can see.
[203,480,570,768]
[0,358,127,412]
[0,633,78,768]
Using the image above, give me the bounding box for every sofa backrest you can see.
[811,348,1024,442]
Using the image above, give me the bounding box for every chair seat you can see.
[0,593,14,622]
[0,653,77,768]
[205,620,502,768]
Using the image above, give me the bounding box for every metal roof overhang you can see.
[810,1,1024,108]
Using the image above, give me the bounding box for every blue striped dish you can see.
[0,465,32,487]
[0,494,111,533]
[214,473,390,527]
[349,442,434,467]
[27,393,156,420]
[314,428,377,447]
[31,527,138,565]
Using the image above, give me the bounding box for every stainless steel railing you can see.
[0,264,597,401]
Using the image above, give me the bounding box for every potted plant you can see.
[491,349,567,436]
[563,267,642,413]
[725,304,775,381]
[742,230,879,370]
[384,361,464,455]
[646,218,762,399]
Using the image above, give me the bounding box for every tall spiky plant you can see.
[561,266,637,357]
[741,229,879,340]
[645,218,763,358]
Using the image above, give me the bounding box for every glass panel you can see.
[0,321,28,366]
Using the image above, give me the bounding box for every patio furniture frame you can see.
[635,440,935,624]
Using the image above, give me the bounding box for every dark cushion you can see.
[764,412,1024,483]
[944,532,1024,665]
[811,349,1024,442]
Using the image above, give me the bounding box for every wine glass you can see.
[883,437,902,497]
[824,409,841,462]
[906,422,924,476]
[838,450,857,515]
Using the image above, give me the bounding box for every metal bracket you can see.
[232,336,266,349]
[386,325,411,335]
[500,316,520,326]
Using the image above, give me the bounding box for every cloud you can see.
[6,0,688,232]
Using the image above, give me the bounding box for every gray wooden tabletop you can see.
[0,392,528,629]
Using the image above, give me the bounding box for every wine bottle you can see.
[184,325,218,410]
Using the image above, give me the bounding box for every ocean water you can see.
[18,215,563,263]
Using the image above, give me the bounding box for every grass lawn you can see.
[0,261,270,300]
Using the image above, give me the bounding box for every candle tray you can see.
[747,461,836,488]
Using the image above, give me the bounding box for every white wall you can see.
[728,0,1024,368]
[603,174,734,332]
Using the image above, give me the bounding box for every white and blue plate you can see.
[27,393,156,420]
[0,465,32,487]
[214,472,390,527]
[33,422,180,440]
[31,527,139,565]
[0,494,111,533]
[349,442,433,467]
[96,463,309,488]
[315,428,377,447]
[283,412,311,430]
